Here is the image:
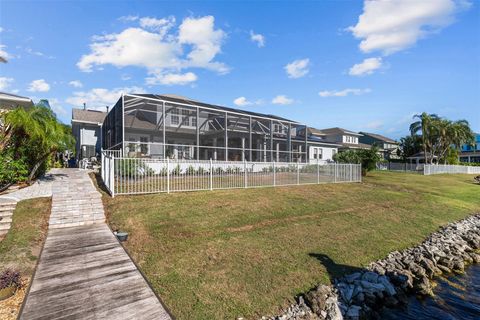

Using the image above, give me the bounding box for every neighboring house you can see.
[302,127,340,163]
[0,91,34,111]
[459,133,480,163]
[359,132,400,160]
[103,93,325,162]
[407,152,438,165]
[317,127,371,151]
[72,107,107,161]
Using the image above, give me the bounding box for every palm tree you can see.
[410,113,439,164]
[1,104,74,182]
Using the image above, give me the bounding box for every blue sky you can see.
[0,0,479,138]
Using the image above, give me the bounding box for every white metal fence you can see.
[100,154,362,196]
[424,164,480,175]
[376,162,424,173]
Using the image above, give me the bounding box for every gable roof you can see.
[319,127,363,136]
[0,91,34,109]
[129,93,298,123]
[307,127,326,136]
[359,132,397,144]
[72,108,107,124]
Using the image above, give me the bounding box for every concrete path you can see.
[19,169,171,320]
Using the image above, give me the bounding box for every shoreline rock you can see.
[262,213,480,320]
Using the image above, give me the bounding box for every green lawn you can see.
[100,172,480,319]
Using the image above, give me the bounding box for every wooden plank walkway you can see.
[20,169,171,320]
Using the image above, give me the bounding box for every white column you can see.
[213,137,218,161]
[276,143,280,162]
[241,137,246,161]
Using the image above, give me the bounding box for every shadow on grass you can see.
[90,172,111,195]
[309,253,364,282]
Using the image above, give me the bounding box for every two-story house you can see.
[358,132,399,160]
[317,127,371,152]
[71,107,107,162]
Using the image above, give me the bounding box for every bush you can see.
[0,269,21,290]
[115,159,154,177]
[0,154,29,189]
[334,146,381,176]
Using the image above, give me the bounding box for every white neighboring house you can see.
[305,128,341,163]
[71,108,107,162]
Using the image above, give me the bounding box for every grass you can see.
[99,172,480,319]
[0,197,51,319]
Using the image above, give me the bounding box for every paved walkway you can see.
[19,169,171,320]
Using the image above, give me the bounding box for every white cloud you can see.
[139,16,175,37]
[319,88,371,97]
[146,72,197,86]
[48,98,68,117]
[250,30,265,47]
[0,44,12,61]
[365,120,384,130]
[233,97,253,107]
[118,15,139,22]
[349,57,382,76]
[348,0,470,55]
[272,95,294,105]
[28,79,50,92]
[0,27,3,33]
[78,15,228,85]
[69,80,83,88]
[284,58,310,78]
[66,86,145,110]
[178,16,228,73]
[121,74,131,81]
[0,77,14,90]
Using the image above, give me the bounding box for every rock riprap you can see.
[263,213,480,320]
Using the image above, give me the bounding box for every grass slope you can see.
[0,197,51,319]
[101,172,480,319]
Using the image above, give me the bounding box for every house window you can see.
[171,109,179,125]
[182,109,190,126]
[313,148,318,159]
[318,148,323,159]
[191,114,197,127]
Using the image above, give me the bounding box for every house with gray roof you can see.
[359,132,400,160]
[72,106,107,162]
[315,127,371,151]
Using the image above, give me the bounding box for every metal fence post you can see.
[244,160,247,188]
[110,156,115,197]
[297,162,300,185]
[166,158,170,193]
[317,159,320,184]
[334,163,337,183]
[273,161,276,187]
[210,159,213,191]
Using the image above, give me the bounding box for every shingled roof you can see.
[72,108,107,124]
[359,132,397,144]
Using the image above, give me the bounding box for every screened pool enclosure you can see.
[102,94,311,162]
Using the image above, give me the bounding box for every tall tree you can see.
[410,113,439,164]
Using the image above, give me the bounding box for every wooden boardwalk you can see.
[20,169,171,320]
